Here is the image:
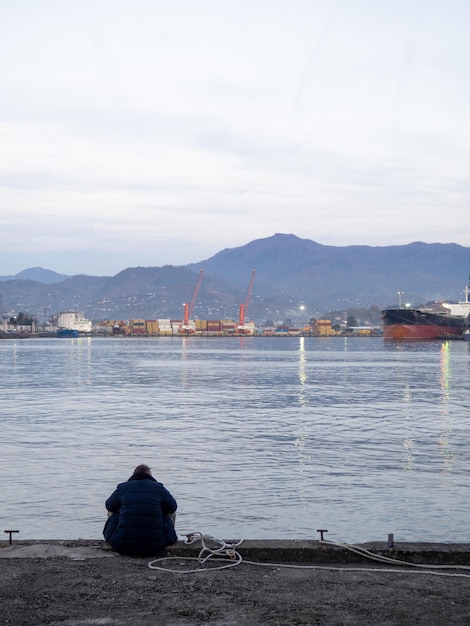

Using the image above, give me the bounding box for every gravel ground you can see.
[1,541,470,625]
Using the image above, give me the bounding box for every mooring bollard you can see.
[4,530,19,545]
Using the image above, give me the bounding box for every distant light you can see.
[405,303,411,308]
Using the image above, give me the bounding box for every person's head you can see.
[133,464,152,476]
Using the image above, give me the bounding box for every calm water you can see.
[1,336,469,544]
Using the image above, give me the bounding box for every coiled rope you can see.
[148,533,243,573]
[147,533,470,578]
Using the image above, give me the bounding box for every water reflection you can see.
[70,337,92,386]
[297,336,307,401]
[294,338,310,497]
[180,337,191,388]
[0,337,469,542]
[402,383,415,472]
[437,342,454,474]
[439,341,450,400]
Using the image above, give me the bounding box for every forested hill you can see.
[1,234,469,321]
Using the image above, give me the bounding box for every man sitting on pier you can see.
[103,464,177,557]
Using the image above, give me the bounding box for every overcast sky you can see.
[1,0,469,276]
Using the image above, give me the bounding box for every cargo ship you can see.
[382,284,470,340]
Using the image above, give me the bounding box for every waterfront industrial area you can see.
[0,310,382,338]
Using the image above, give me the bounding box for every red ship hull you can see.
[382,308,464,340]
[383,323,462,340]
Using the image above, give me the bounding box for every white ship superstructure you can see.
[54,312,92,334]
[442,285,470,318]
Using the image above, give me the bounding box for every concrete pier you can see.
[2,540,470,625]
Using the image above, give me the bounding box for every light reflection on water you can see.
[1,336,469,543]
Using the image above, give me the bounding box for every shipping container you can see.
[146,321,159,335]
[130,319,146,327]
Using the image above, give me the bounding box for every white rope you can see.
[319,539,470,571]
[242,561,470,578]
[148,533,243,573]
[147,533,470,578]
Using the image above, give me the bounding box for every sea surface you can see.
[1,336,469,544]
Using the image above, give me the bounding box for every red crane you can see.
[183,269,204,328]
[238,269,256,329]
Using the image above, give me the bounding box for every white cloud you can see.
[1,0,469,275]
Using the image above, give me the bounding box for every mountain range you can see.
[1,234,469,324]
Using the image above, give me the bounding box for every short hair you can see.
[133,464,152,475]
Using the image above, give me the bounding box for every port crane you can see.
[237,269,256,333]
[181,269,204,333]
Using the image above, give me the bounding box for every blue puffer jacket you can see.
[103,472,177,556]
